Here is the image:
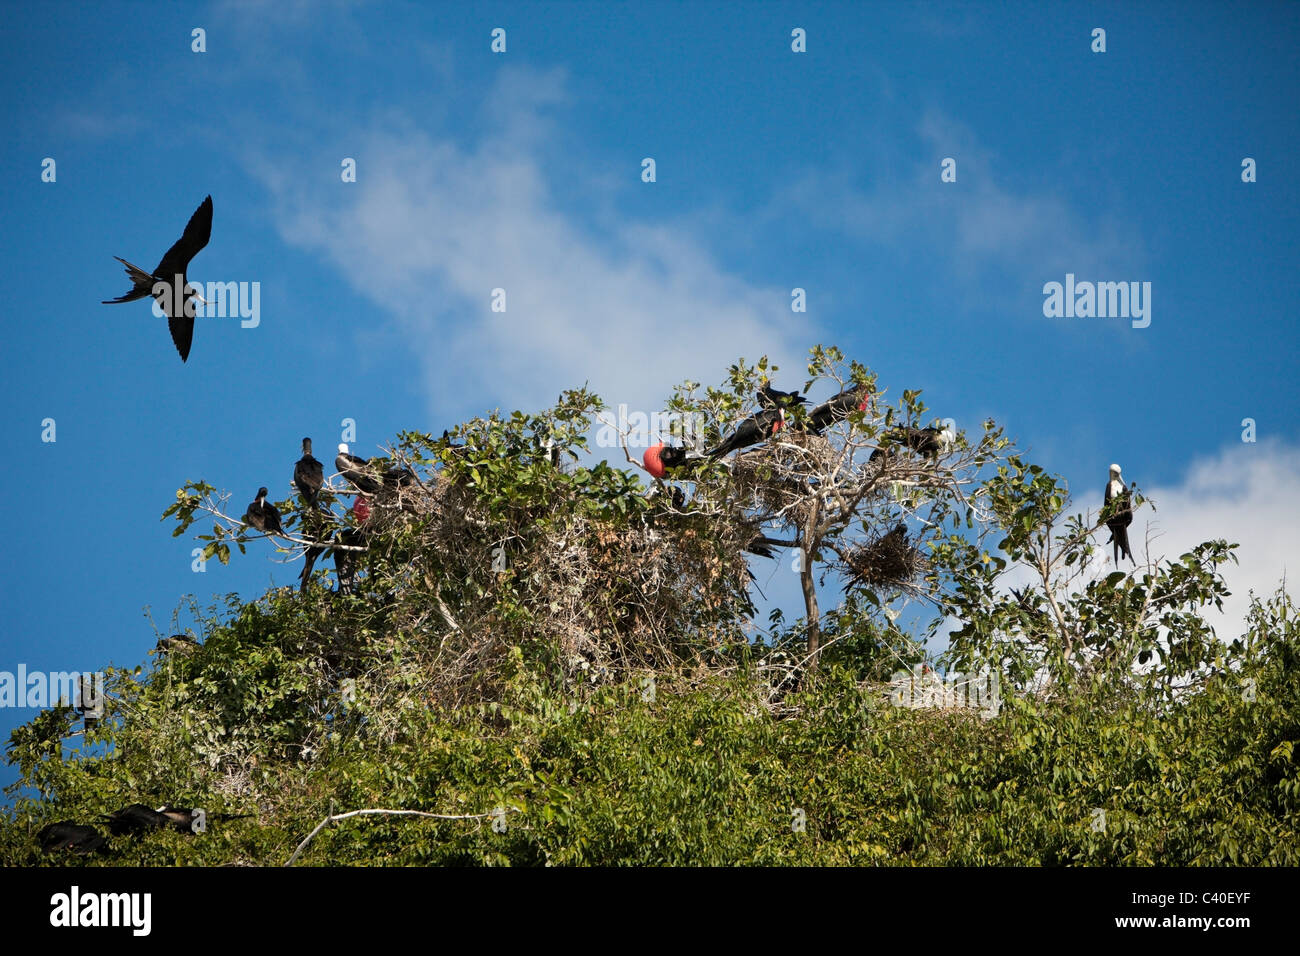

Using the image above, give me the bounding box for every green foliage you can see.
[4,587,1294,864]
[4,352,1294,866]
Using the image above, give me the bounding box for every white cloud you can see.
[251,68,810,435]
[1137,440,1297,641]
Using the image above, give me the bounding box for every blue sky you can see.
[1,0,1297,795]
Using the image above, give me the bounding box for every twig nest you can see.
[844,524,926,591]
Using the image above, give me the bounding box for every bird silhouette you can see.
[102,195,213,362]
[294,438,324,508]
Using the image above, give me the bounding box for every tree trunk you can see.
[801,546,821,675]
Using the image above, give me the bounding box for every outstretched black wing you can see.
[168,315,195,362]
[153,195,213,280]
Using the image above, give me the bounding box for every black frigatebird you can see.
[103,804,170,836]
[869,425,954,461]
[806,384,871,434]
[102,195,213,362]
[643,442,708,479]
[242,487,284,536]
[1104,463,1135,565]
[155,633,199,655]
[38,822,109,855]
[294,438,324,507]
[336,443,413,492]
[706,407,785,459]
[757,381,807,411]
[382,461,416,487]
[334,527,368,595]
[335,443,381,494]
[105,803,241,835]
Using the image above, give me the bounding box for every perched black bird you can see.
[104,804,236,835]
[335,443,381,494]
[382,462,416,487]
[440,430,471,459]
[757,382,807,410]
[102,195,213,362]
[242,487,284,536]
[294,438,324,507]
[643,442,707,479]
[103,804,170,836]
[870,425,954,461]
[881,523,908,548]
[1008,586,1035,614]
[706,407,785,459]
[39,822,108,855]
[155,633,199,655]
[1104,464,1135,565]
[333,527,368,595]
[806,384,871,434]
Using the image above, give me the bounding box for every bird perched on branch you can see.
[334,527,368,595]
[805,383,871,434]
[757,381,807,411]
[335,443,381,494]
[1103,463,1135,565]
[103,804,172,835]
[155,634,199,655]
[706,407,785,459]
[242,487,284,536]
[38,822,108,855]
[294,438,324,508]
[104,803,243,835]
[335,444,413,492]
[101,195,213,362]
[643,442,708,479]
[870,425,955,461]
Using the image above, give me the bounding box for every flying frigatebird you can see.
[102,195,213,362]
[242,487,284,536]
[1103,463,1135,565]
